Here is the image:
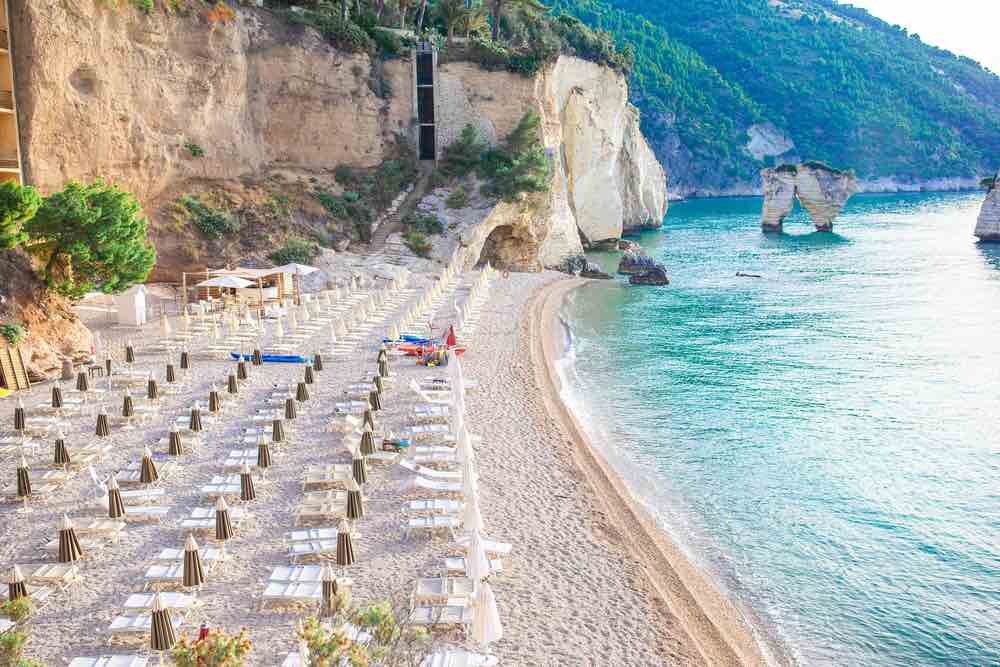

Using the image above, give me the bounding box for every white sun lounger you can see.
[0,618,12,635]
[17,563,80,588]
[285,528,340,542]
[288,540,339,562]
[122,591,196,612]
[294,503,346,525]
[155,547,225,565]
[413,577,475,603]
[268,565,325,583]
[410,476,462,495]
[419,650,498,667]
[407,516,461,538]
[121,506,171,523]
[260,581,323,605]
[399,460,460,480]
[142,563,183,588]
[408,499,464,515]
[107,612,186,637]
[443,556,503,577]
[68,655,150,667]
[302,465,353,489]
[0,583,53,605]
[408,599,473,628]
[454,535,513,557]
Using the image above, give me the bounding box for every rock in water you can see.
[760,163,858,232]
[974,172,1000,242]
[580,261,612,280]
[618,239,642,253]
[629,266,670,286]
[617,250,661,275]
[556,254,588,275]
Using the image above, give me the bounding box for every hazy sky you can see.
[843,1,1000,73]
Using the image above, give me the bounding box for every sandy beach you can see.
[1,267,770,665]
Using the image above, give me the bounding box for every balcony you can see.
[0,90,13,111]
[0,30,7,52]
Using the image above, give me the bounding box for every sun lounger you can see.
[180,506,247,531]
[75,519,127,541]
[419,651,498,667]
[414,577,474,604]
[201,483,241,498]
[408,599,473,628]
[407,424,455,442]
[0,618,12,635]
[407,516,461,538]
[454,535,513,557]
[366,451,399,464]
[268,565,324,583]
[302,465,353,490]
[412,451,458,466]
[287,540,339,563]
[120,488,167,504]
[260,581,323,606]
[0,584,53,605]
[443,556,503,577]
[154,547,224,566]
[399,460,460,480]
[222,449,258,470]
[294,503,346,525]
[42,536,105,555]
[121,506,171,523]
[142,563,183,588]
[408,499,464,515]
[107,612,187,638]
[118,461,177,485]
[410,476,462,496]
[17,562,80,588]
[301,490,348,505]
[122,591,196,612]
[285,528,341,542]
[68,655,150,667]
[412,405,451,422]
[333,401,369,414]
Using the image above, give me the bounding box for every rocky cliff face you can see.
[436,56,667,266]
[760,164,859,232]
[974,173,1000,242]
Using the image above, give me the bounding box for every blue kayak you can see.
[230,352,308,363]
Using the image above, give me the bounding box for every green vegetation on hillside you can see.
[553,0,1000,188]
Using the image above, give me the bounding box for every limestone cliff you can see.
[760,164,859,232]
[974,173,1000,242]
[435,56,667,266]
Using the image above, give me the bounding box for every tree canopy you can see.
[0,181,41,251]
[25,179,156,299]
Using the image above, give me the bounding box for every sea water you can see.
[559,193,1000,666]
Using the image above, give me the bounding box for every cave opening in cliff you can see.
[477,225,519,271]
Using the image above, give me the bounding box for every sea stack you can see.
[760,162,859,232]
[973,172,1000,242]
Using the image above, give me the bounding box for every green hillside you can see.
[552,0,1000,194]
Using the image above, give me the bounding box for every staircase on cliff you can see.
[367,164,434,263]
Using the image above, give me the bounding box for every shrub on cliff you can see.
[403,230,432,257]
[269,237,320,265]
[287,6,374,53]
[25,179,156,299]
[0,181,42,251]
[481,110,551,201]
[181,195,240,240]
[441,124,487,178]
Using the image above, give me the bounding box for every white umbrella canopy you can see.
[276,263,319,276]
[462,458,478,499]
[197,276,254,289]
[464,496,485,535]
[159,313,172,338]
[471,581,502,647]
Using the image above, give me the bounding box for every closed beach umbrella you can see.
[125,341,135,364]
[239,463,256,502]
[51,385,63,409]
[166,363,177,384]
[256,435,272,470]
[313,353,324,372]
[464,496,485,535]
[463,458,478,499]
[252,348,263,366]
[359,424,375,457]
[104,356,112,377]
[208,385,221,414]
[227,373,239,395]
[7,565,27,602]
[304,365,315,385]
[189,402,203,432]
[336,519,355,568]
[362,409,375,430]
[368,390,381,412]
[168,426,184,456]
[373,374,384,394]
[75,371,89,393]
[468,530,491,583]
[149,592,177,652]
[53,430,71,466]
[108,474,126,519]
[377,347,388,364]
[237,360,249,381]
[352,449,367,485]
[272,418,285,444]
[95,408,110,437]
[140,446,159,484]
[346,479,364,521]
[147,375,159,401]
[284,397,297,421]
[182,534,205,589]
[122,389,135,418]
[214,496,234,542]
[160,311,172,338]
[471,581,503,647]
[15,456,30,498]
[13,397,25,435]
[295,382,310,402]
[179,349,190,371]
[321,564,338,618]
[57,514,83,563]
[378,357,389,379]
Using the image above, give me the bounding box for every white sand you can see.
[1,269,767,665]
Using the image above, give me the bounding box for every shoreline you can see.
[526,276,777,666]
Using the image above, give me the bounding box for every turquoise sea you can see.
[559,192,1000,666]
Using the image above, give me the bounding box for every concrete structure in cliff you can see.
[760,163,858,232]
[974,172,1000,242]
[0,0,22,184]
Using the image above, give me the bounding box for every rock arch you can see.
[761,164,858,232]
